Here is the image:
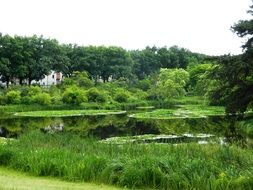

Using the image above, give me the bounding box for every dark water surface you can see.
[0,112,252,145]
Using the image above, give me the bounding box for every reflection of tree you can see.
[0,114,251,144]
[130,117,229,137]
[0,117,63,137]
[128,118,160,135]
[62,115,129,138]
[224,116,246,146]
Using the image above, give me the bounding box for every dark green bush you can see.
[0,95,6,105]
[0,147,14,165]
[114,90,129,103]
[87,88,107,103]
[21,96,32,104]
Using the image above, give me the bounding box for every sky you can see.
[0,0,252,55]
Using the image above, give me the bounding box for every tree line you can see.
[0,33,207,87]
[1,1,253,115]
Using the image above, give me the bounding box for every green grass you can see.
[0,132,252,190]
[130,105,225,119]
[14,110,126,117]
[0,138,7,145]
[0,103,123,115]
[0,167,123,190]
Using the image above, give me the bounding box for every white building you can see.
[32,71,63,86]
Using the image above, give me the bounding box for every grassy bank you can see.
[0,101,148,115]
[0,132,252,190]
[0,96,209,115]
[0,167,122,190]
[15,110,126,117]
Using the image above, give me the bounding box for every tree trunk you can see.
[19,78,23,85]
[6,78,9,88]
[28,78,32,86]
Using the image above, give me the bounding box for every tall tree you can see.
[209,3,253,114]
[0,34,11,87]
[131,46,160,79]
[0,34,25,86]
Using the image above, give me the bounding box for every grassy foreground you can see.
[0,167,122,190]
[0,132,252,190]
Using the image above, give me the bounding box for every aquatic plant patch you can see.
[130,105,225,119]
[100,133,216,144]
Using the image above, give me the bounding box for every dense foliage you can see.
[0,69,196,107]
[0,33,208,87]
[209,4,253,114]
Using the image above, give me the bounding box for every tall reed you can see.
[0,131,252,189]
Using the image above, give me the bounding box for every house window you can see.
[52,75,55,79]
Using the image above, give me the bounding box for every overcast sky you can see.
[0,0,252,55]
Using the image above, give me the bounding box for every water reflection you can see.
[0,114,252,146]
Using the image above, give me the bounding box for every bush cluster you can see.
[0,68,198,107]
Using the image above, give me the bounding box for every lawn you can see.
[0,167,123,190]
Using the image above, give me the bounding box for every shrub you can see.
[48,86,62,104]
[133,89,148,100]
[136,79,152,91]
[63,71,94,88]
[0,95,6,105]
[114,90,130,103]
[33,93,52,105]
[28,86,42,97]
[62,87,87,105]
[19,86,30,97]
[6,90,21,104]
[21,96,32,104]
[87,88,107,103]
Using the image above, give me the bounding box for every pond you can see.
[0,110,252,146]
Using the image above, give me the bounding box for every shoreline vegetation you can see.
[0,132,252,190]
[14,110,127,117]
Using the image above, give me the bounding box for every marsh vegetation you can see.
[1,3,253,189]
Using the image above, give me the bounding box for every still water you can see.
[0,112,252,145]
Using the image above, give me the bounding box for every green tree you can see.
[63,71,94,88]
[187,63,214,96]
[209,4,253,114]
[67,46,133,82]
[149,68,189,100]
[21,36,51,85]
[0,34,22,87]
[131,46,160,79]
